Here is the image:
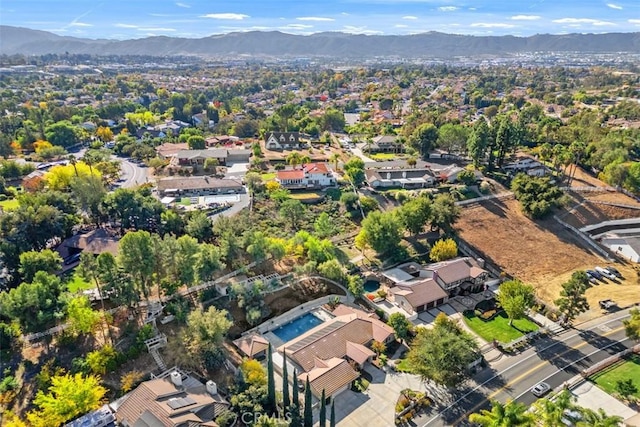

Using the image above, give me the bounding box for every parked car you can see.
[595,266,616,280]
[599,299,616,310]
[605,266,622,279]
[586,270,603,280]
[531,382,551,397]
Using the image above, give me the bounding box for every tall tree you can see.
[330,401,336,427]
[397,196,431,235]
[282,350,290,411]
[533,389,579,427]
[555,271,590,325]
[185,211,214,242]
[303,378,313,427]
[290,370,302,427]
[267,343,276,414]
[356,211,402,255]
[329,153,341,171]
[467,119,489,168]
[407,313,479,388]
[388,313,411,342]
[577,408,623,427]
[182,306,232,369]
[286,151,303,169]
[66,296,101,336]
[314,212,336,238]
[279,199,306,230]
[319,389,326,427]
[343,157,366,186]
[468,399,534,427]
[118,230,155,299]
[496,280,536,326]
[18,249,62,283]
[430,194,460,233]
[411,123,438,159]
[623,308,640,342]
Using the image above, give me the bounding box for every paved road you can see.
[417,310,634,426]
[116,157,148,188]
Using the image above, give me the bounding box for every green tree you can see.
[282,350,290,411]
[430,194,460,233]
[511,174,563,219]
[187,135,206,149]
[388,312,411,342]
[70,175,107,225]
[286,151,304,169]
[437,123,469,154]
[267,343,276,414]
[85,345,118,375]
[45,121,80,147]
[303,377,313,427]
[496,280,536,326]
[411,123,438,159]
[290,370,302,427]
[343,157,366,186]
[118,231,155,299]
[555,271,590,325]
[467,119,489,168]
[67,296,101,335]
[204,158,218,174]
[406,313,479,388]
[182,306,232,368]
[397,196,432,235]
[468,399,534,427]
[616,379,638,401]
[356,211,402,255]
[329,153,341,171]
[577,408,623,427]
[314,212,336,238]
[319,389,326,427]
[330,401,335,427]
[623,308,640,341]
[27,373,106,427]
[533,389,579,427]
[185,211,213,242]
[318,259,345,283]
[347,274,364,299]
[18,249,63,283]
[279,199,306,230]
[430,238,458,262]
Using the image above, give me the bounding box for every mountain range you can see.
[2,26,640,58]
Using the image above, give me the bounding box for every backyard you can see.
[0,198,20,211]
[463,310,539,343]
[590,354,640,399]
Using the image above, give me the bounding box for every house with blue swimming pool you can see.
[234,305,394,400]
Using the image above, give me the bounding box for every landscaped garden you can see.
[590,355,640,399]
[370,153,398,161]
[463,310,539,343]
[0,197,20,211]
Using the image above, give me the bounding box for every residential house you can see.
[265,131,301,150]
[383,258,489,314]
[276,163,336,190]
[365,167,436,189]
[114,369,228,427]
[192,112,215,129]
[434,165,483,183]
[600,234,640,263]
[365,135,404,153]
[276,308,394,400]
[156,176,244,198]
[503,157,550,177]
[233,334,270,360]
[175,149,251,166]
[156,143,189,160]
[57,228,120,262]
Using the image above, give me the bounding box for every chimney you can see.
[206,380,218,396]
[170,371,182,388]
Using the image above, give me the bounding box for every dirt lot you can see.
[455,198,640,309]
[559,190,640,229]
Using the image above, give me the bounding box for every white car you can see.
[595,266,616,280]
[531,382,551,397]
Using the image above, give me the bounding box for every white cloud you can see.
[137,27,177,32]
[201,13,250,20]
[438,6,458,12]
[471,23,516,28]
[606,3,623,9]
[176,2,190,8]
[511,15,541,21]
[296,16,335,21]
[552,18,615,26]
[402,15,418,20]
[629,19,640,24]
[282,24,313,29]
[115,23,138,28]
[342,25,383,35]
[395,24,409,28]
[69,22,92,27]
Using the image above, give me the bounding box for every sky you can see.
[1,0,640,39]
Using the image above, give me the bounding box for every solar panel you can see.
[287,321,345,352]
[167,396,196,410]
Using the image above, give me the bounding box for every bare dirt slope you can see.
[455,198,638,306]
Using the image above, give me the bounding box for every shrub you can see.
[120,370,144,393]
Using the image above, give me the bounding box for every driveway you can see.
[332,366,425,427]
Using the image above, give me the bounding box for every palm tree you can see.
[533,390,579,427]
[329,153,341,171]
[68,155,79,177]
[468,400,535,427]
[300,154,311,167]
[82,152,97,176]
[577,408,623,427]
[286,151,303,169]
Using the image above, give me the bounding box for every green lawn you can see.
[177,197,192,206]
[463,311,539,343]
[370,153,397,161]
[289,192,323,201]
[66,272,95,293]
[261,172,276,181]
[0,198,20,211]
[590,355,640,399]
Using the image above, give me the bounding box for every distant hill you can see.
[2,26,640,58]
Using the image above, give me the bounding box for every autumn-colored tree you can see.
[430,238,458,262]
[96,126,114,142]
[33,140,53,153]
[44,162,102,190]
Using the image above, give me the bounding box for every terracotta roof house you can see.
[383,258,489,314]
[365,167,436,189]
[114,369,228,427]
[277,312,394,399]
[156,176,244,197]
[265,131,301,150]
[233,334,270,359]
[276,163,336,190]
[156,143,189,160]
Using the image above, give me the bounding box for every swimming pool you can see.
[272,313,324,342]
[364,279,380,293]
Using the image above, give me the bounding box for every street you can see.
[117,156,148,188]
[418,310,634,426]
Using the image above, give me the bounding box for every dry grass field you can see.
[455,197,640,311]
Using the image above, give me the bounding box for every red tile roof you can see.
[277,169,305,180]
[303,163,329,174]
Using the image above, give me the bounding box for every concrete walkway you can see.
[571,379,638,421]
